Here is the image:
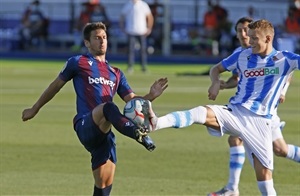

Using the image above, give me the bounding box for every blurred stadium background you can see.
[0,0,298,63]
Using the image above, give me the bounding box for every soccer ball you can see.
[123,98,146,126]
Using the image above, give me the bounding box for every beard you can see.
[94,48,106,56]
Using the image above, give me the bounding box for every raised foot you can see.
[135,127,156,152]
[141,100,157,132]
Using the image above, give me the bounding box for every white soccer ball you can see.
[123,98,146,126]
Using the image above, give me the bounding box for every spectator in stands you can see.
[293,0,300,13]
[119,0,154,73]
[212,0,232,55]
[197,0,230,73]
[90,2,110,35]
[201,0,219,56]
[285,6,300,35]
[203,0,218,41]
[71,1,92,52]
[19,0,48,50]
[148,0,164,52]
[247,6,260,21]
[213,0,230,32]
[283,5,300,53]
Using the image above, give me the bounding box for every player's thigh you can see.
[205,105,241,137]
[92,103,112,133]
[75,113,117,170]
[241,116,274,170]
[93,159,116,187]
[252,154,273,181]
[228,135,243,146]
[204,106,221,130]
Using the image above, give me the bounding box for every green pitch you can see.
[0,59,299,195]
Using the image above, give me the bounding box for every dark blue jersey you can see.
[59,53,133,124]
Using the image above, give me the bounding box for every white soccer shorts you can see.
[206,104,274,170]
[271,114,283,141]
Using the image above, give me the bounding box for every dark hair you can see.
[32,0,40,5]
[82,22,107,41]
[234,17,253,32]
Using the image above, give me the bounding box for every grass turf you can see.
[0,59,299,195]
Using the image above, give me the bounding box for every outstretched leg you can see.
[142,100,210,131]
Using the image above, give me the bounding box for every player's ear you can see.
[265,35,271,43]
[84,39,90,47]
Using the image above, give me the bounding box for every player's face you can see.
[85,29,107,56]
[248,28,269,55]
[236,22,250,48]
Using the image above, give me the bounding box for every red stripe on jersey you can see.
[78,56,97,111]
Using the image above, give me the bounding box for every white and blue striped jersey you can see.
[222,48,300,117]
[232,46,248,75]
[233,46,244,53]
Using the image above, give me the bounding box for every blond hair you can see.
[248,19,274,36]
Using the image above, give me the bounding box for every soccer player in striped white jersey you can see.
[206,17,300,196]
[142,19,300,195]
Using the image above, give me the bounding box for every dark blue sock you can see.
[103,102,137,139]
[93,184,112,196]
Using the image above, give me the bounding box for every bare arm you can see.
[279,72,293,103]
[145,12,154,36]
[22,76,66,121]
[208,62,226,100]
[123,77,168,102]
[220,73,239,89]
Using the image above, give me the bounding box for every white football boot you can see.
[141,100,158,132]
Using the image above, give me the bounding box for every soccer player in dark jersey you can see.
[22,22,168,196]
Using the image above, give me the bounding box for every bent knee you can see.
[228,136,243,146]
[204,106,220,130]
[273,147,287,157]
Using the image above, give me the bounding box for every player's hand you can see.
[22,108,38,121]
[149,77,168,98]
[279,94,286,103]
[208,81,220,100]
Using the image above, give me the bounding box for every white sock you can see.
[257,179,276,196]
[226,146,245,191]
[286,144,300,163]
[155,106,207,130]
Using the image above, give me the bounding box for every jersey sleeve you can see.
[143,2,151,14]
[282,51,300,71]
[292,52,300,70]
[117,71,134,99]
[59,56,78,82]
[221,51,241,71]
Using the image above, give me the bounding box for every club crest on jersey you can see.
[244,67,279,78]
[272,56,279,61]
[88,76,115,89]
